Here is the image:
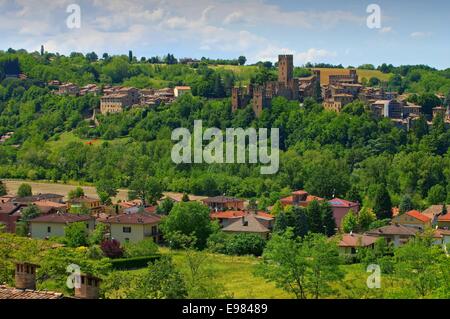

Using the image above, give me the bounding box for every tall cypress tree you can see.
[306,200,323,234]
[321,203,337,236]
[373,184,393,220]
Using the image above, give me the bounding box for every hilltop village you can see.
[232,55,450,127]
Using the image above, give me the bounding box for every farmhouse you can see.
[338,233,378,256]
[29,213,95,239]
[99,212,162,244]
[392,210,432,229]
[202,196,245,211]
[221,213,271,239]
[365,223,419,247]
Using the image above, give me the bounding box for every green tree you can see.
[372,185,393,220]
[399,194,414,214]
[394,236,443,297]
[16,205,41,236]
[306,200,323,234]
[257,229,343,299]
[17,183,32,197]
[427,185,447,205]
[156,198,174,215]
[88,223,108,246]
[135,256,187,299]
[357,208,376,232]
[321,203,337,236]
[68,187,85,200]
[238,56,247,66]
[129,175,164,206]
[161,202,215,249]
[342,211,358,233]
[64,222,89,248]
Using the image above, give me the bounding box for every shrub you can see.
[110,255,160,270]
[208,232,266,257]
[123,239,159,258]
[101,239,124,259]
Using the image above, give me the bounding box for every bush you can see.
[208,232,267,257]
[123,239,159,258]
[110,255,161,270]
[101,239,124,259]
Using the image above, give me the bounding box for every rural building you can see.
[391,210,432,229]
[221,213,271,239]
[29,213,95,239]
[210,210,274,229]
[365,224,419,247]
[202,196,245,211]
[68,196,103,215]
[99,212,162,244]
[338,233,378,256]
[328,198,360,229]
[174,86,192,97]
[0,203,23,233]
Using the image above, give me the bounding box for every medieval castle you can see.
[232,55,321,117]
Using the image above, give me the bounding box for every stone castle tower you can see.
[278,55,294,85]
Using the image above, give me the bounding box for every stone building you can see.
[231,55,300,117]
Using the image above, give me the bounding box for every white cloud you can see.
[255,46,336,64]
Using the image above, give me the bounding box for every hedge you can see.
[110,255,161,270]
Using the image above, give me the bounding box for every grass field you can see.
[129,248,294,299]
[46,132,131,150]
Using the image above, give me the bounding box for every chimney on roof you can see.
[74,274,101,299]
[15,262,38,290]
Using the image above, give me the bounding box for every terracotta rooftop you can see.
[0,286,63,299]
[211,211,274,221]
[0,203,21,215]
[202,196,244,204]
[30,213,93,224]
[423,205,447,219]
[339,233,378,248]
[366,224,419,236]
[404,210,431,223]
[100,212,161,225]
[222,213,270,234]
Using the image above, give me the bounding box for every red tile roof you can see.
[210,211,274,221]
[438,213,450,222]
[405,210,431,223]
[339,233,378,247]
[0,286,63,299]
[30,213,93,224]
[100,213,161,225]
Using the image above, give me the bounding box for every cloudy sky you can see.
[0,0,448,68]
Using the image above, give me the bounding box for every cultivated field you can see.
[313,68,393,85]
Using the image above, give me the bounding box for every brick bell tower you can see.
[278,54,294,85]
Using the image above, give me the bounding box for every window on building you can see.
[47,226,51,233]
[123,227,132,233]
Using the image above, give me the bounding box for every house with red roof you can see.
[392,210,432,229]
[221,213,272,239]
[211,210,275,229]
[279,190,359,229]
[328,198,360,229]
[0,203,23,233]
[99,212,162,244]
[280,190,324,208]
[338,233,378,256]
[437,211,450,229]
[29,213,95,239]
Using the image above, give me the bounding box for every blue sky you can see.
[0,0,448,69]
